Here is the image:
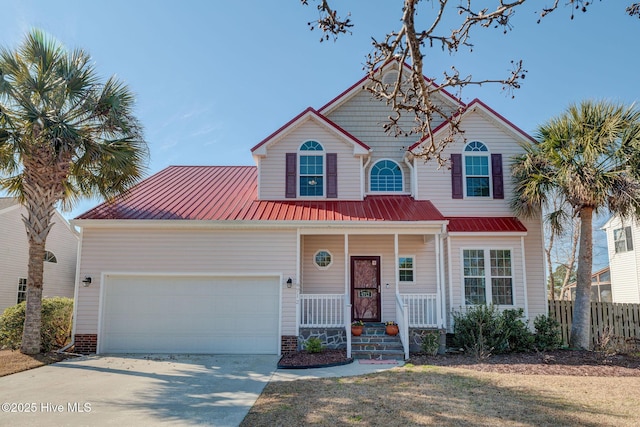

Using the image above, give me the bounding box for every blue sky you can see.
[1,1,637,267]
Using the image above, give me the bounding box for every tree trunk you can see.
[569,206,594,349]
[20,241,46,354]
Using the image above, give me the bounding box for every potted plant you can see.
[351,320,364,336]
[385,321,399,336]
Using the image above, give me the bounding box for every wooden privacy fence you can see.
[548,300,640,347]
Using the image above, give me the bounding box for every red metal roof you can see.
[76,166,445,222]
[446,217,527,233]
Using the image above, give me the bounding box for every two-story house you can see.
[0,197,78,314]
[70,61,545,357]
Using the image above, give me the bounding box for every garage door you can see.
[99,275,280,354]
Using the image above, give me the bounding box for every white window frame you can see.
[313,249,333,270]
[17,278,27,304]
[613,226,633,253]
[44,250,57,263]
[461,248,515,307]
[298,140,325,198]
[398,255,415,283]
[463,141,491,198]
[369,159,404,193]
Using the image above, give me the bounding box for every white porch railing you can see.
[402,294,438,328]
[299,294,345,327]
[395,293,410,360]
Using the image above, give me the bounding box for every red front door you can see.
[351,256,381,322]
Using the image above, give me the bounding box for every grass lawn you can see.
[0,349,70,377]
[241,364,640,426]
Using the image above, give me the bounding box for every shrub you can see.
[421,331,440,355]
[533,314,563,351]
[453,305,535,359]
[303,337,324,353]
[500,308,534,353]
[0,297,73,353]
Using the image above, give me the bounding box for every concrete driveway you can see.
[0,354,279,427]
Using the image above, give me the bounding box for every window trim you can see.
[369,159,404,193]
[17,278,27,304]
[463,141,491,198]
[313,249,333,270]
[461,248,515,307]
[398,255,416,283]
[613,226,633,253]
[298,140,325,198]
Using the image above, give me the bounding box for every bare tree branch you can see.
[301,0,623,165]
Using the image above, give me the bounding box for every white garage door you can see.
[99,275,280,354]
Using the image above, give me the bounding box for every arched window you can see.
[464,141,490,197]
[370,159,403,192]
[44,251,57,263]
[299,141,324,196]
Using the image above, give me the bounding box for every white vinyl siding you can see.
[257,119,362,200]
[0,206,77,313]
[605,217,640,303]
[414,110,523,215]
[76,227,297,335]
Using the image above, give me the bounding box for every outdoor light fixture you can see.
[286,277,293,288]
[82,276,92,287]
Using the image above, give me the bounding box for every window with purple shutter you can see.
[491,153,504,199]
[327,153,338,198]
[285,153,296,198]
[451,153,463,199]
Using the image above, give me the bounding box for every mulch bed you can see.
[278,348,640,376]
[408,349,640,377]
[278,349,352,369]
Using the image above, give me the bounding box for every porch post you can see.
[345,233,351,358]
[435,232,444,328]
[394,233,399,294]
[296,228,301,336]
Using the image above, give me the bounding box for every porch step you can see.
[351,323,405,360]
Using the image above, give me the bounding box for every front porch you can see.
[297,292,442,359]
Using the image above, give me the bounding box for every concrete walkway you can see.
[0,354,401,427]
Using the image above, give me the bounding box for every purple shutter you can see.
[327,153,338,198]
[451,154,463,199]
[285,153,296,198]
[491,153,504,199]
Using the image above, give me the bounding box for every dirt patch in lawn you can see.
[0,349,78,377]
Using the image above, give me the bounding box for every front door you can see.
[351,256,381,322]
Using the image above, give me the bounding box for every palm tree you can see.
[0,30,148,354]
[511,100,640,349]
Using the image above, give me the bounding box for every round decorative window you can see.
[314,250,332,269]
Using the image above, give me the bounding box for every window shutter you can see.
[326,153,338,198]
[285,153,296,198]
[626,226,634,251]
[491,154,504,199]
[451,154,463,199]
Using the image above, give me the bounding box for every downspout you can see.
[521,236,529,320]
[58,222,83,354]
[362,156,371,198]
[403,153,415,198]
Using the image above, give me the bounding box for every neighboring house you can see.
[0,198,78,314]
[602,216,640,303]
[71,61,545,357]
[565,266,612,302]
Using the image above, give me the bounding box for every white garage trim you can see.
[97,272,282,355]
